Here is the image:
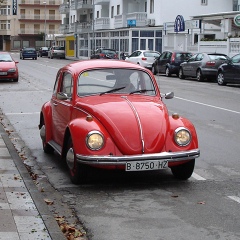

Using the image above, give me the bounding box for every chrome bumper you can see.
[76,149,200,166]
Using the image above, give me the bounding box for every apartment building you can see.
[59,0,240,59]
[0,0,62,51]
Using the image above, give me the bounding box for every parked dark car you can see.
[90,48,118,59]
[38,47,49,57]
[151,50,192,76]
[179,53,229,81]
[20,47,37,60]
[217,53,240,86]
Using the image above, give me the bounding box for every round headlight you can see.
[174,127,191,146]
[86,131,104,150]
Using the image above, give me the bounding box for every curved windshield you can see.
[77,69,156,97]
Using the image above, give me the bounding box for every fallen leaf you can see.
[197,201,206,205]
[44,199,54,205]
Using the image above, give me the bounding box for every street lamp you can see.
[43,1,47,46]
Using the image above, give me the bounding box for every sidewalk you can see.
[0,123,65,240]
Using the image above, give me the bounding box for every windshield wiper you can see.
[100,86,126,95]
[129,89,154,94]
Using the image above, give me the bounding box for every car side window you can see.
[53,72,62,96]
[196,54,203,61]
[232,54,240,63]
[61,73,73,98]
[188,54,197,62]
[159,52,166,60]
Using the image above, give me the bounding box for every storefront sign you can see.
[127,19,136,27]
[234,14,240,27]
[12,0,17,15]
[174,15,185,32]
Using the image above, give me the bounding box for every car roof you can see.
[62,59,149,73]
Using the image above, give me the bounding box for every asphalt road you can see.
[0,54,240,240]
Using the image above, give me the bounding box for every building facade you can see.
[0,0,62,51]
[59,0,240,59]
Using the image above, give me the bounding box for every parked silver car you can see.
[48,46,65,59]
[179,53,229,81]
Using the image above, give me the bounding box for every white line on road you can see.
[228,196,240,204]
[191,172,206,180]
[5,112,40,115]
[175,96,240,114]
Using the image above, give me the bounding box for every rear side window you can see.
[175,53,192,60]
[208,54,228,60]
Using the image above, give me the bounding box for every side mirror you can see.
[164,91,174,99]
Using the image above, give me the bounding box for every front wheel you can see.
[165,67,171,77]
[171,160,195,180]
[179,68,185,79]
[151,65,156,75]
[196,69,204,82]
[217,72,226,86]
[66,137,88,184]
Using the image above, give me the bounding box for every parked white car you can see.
[125,50,160,69]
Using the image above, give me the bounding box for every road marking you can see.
[228,196,240,204]
[5,112,40,115]
[175,96,240,114]
[191,172,206,180]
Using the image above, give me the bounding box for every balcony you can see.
[19,0,62,5]
[76,22,92,33]
[94,0,110,4]
[95,17,110,30]
[59,3,70,14]
[114,12,147,28]
[18,28,47,35]
[70,0,93,10]
[59,24,70,34]
[19,14,61,21]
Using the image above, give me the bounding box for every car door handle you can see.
[53,102,58,106]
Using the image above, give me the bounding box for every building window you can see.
[201,0,207,5]
[0,5,10,15]
[111,6,114,18]
[97,11,99,18]
[117,5,120,15]
[150,0,154,13]
[145,2,147,12]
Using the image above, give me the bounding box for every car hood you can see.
[0,61,16,69]
[76,95,168,154]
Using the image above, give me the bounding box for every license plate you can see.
[126,160,168,171]
[0,72,7,75]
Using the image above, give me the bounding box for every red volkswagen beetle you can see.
[39,59,200,184]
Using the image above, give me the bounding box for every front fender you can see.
[165,115,198,152]
[67,118,121,156]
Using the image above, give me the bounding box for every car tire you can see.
[171,159,195,180]
[13,77,18,82]
[179,68,185,79]
[66,136,88,184]
[217,72,226,86]
[40,125,54,154]
[196,69,204,82]
[151,65,157,75]
[165,67,171,77]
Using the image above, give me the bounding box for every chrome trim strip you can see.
[76,149,200,165]
[122,96,145,153]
